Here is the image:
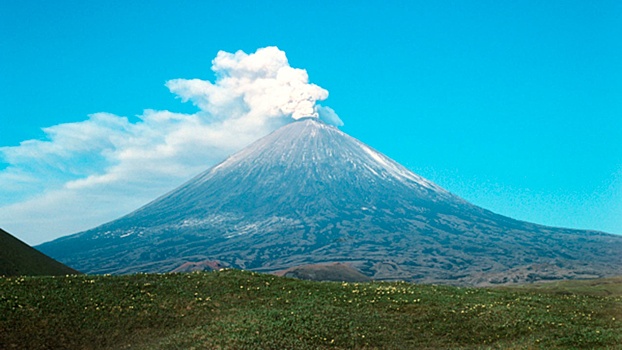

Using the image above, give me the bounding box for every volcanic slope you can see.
[38,118,622,285]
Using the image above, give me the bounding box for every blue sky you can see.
[1,1,621,244]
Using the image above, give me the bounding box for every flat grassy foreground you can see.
[1,270,620,349]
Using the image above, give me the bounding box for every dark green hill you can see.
[274,262,372,282]
[0,228,80,276]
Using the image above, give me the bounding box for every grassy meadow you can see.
[1,270,621,349]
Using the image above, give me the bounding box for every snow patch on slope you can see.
[357,143,447,194]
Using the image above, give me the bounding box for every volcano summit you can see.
[38,118,622,285]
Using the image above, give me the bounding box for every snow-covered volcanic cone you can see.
[38,118,622,285]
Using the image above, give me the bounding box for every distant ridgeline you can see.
[0,228,80,276]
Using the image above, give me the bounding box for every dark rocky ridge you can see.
[37,118,622,285]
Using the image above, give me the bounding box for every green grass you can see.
[502,276,622,298]
[1,270,621,349]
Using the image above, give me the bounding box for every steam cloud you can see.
[167,47,337,122]
[0,46,341,244]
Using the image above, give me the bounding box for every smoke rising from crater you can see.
[166,46,341,124]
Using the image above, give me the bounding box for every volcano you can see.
[38,118,622,285]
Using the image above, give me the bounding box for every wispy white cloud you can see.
[0,46,340,245]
